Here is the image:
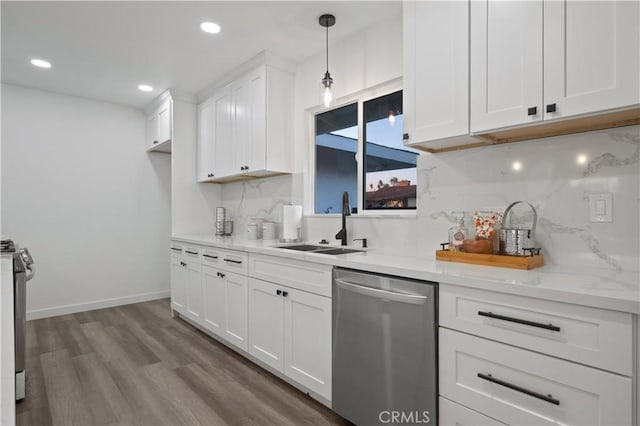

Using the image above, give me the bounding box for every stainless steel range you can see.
[1,240,35,401]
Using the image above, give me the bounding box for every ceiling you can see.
[1,1,400,109]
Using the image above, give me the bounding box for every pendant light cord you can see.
[325,24,329,73]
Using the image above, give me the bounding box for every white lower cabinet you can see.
[439,397,506,426]
[202,265,226,336]
[283,287,331,399]
[202,265,248,352]
[170,254,187,314]
[184,260,203,324]
[224,271,249,351]
[439,328,632,425]
[248,277,331,400]
[248,278,285,371]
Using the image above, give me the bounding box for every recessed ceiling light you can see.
[512,161,522,171]
[138,84,153,92]
[30,58,51,69]
[576,154,588,165]
[200,22,221,34]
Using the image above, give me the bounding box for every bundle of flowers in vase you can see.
[462,211,502,254]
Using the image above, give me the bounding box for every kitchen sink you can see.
[275,244,328,251]
[275,244,365,255]
[313,248,364,255]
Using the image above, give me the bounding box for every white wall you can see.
[1,84,172,318]
[170,98,221,235]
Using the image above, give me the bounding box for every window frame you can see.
[308,78,416,217]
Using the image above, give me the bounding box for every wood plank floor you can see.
[16,299,351,426]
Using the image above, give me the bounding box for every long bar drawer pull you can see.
[203,254,218,259]
[223,258,242,264]
[477,373,560,406]
[185,250,199,255]
[478,311,561,332]
[170,247,182,252]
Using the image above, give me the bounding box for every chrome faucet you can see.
[335,191,351,246]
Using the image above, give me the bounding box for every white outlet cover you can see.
[589,193,613,223]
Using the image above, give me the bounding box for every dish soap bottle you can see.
[448,212,468,252]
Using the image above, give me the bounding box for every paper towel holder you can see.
[280,203,303,243]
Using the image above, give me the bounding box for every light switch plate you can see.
[589,193,613,222]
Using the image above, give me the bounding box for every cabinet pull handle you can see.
[153,140,159,144]
[276,290,282,296]
[527,107,537,116]
[240,166,245,171]
[282,291,288,297]
[546,103,557,113]
[217,272,225,278]
[203,254,218,259]
[477,373,560,406]
[478,311,560,332]
[223,258,242,264]
[402,133,409,140]
[244,165,249,170]
[170,247,182,252]
[180,261,186,267]
[185,250,198,255]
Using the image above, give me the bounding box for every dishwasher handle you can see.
[335,278,428,305]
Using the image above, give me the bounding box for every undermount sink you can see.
[313,247,364,255]
[275,244,327,251]
[275,244,365,255]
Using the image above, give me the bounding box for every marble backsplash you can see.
[221,125,639,272]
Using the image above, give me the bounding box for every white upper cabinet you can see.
[146,98,172,152]
[197,64,293,182]
[157,101,172,144]
[471,0,639,134]
[403,0,473,149]
[470,0,544,133]
[543,0,640,120]
[146,113,158,149]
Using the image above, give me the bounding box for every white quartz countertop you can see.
[171,234,640,314]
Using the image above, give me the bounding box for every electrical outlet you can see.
[589,193,613,223]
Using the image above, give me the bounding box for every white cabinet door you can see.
[248,278,284,372]
[543,0,640,120]
[157,100,172,144]
[146,113,159,150]
[244,67,266,174]
[403,0,469,145]
[197,98,215,181]
[470,0,543,132]
[284,288,331,400]
[170,255,186,314]
[185,260,203,324]
[212,85,235,179]
[202,265,225,336]
[224,271,248,351]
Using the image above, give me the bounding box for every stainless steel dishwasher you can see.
[332,268,437,426]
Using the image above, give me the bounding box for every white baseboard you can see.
[26,290,170,320]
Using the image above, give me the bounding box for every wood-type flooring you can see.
[16,298,350,426]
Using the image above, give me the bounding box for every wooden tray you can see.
[435,250,544,270]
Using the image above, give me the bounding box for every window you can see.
[314,90,418,214]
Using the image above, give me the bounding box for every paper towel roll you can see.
[282,205,303,241]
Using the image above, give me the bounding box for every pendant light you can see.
[319,14,336,108]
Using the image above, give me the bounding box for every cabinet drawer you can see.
[439,397,506,426]
[439,284,632,375]
[216,248,248,274]
[249,254,332,297]
[439,328,632,426]
[170,243,201,260]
